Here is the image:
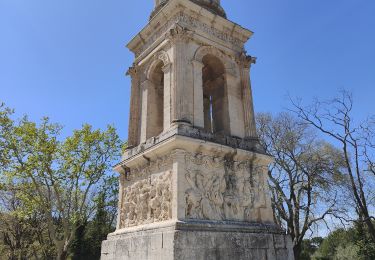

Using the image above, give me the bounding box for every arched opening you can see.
[148,61,164,138]
[202,54,229,134]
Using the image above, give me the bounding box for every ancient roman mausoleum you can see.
[101,0,294,259]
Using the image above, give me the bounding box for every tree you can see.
[292,91,375,243]
[0,102,123,260]
[0,102,13,170]
[0,187,35,260]
[299,237,324,260]
[257,112,346,260]
[70,189,117,260]
[313,223,375,260]
[314,228,353,259]
[0,183,55,259]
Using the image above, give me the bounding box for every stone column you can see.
[126,66,141,147]
[140,80,151,143]
[258,165,275,223]
[171,149,187,220]
[203,95,211,131]
[116,172,126,230]
[192,60,204,128]
[240,54,257,138]
[168,25,193,124]
[162,63,172,130]
[226,70,245,138]
[216,74,230,135]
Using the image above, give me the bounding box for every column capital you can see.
[162,63,172,73]
[191,60,204,68]
[166,24,193,44]
[238,53,257,69]
[126,65,139,77]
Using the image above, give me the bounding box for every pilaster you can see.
[239,54,257,138]
[140,80,151,143]
[168,25,193,124]
[126,66,141,147]
[162,63,172,130]
[170,149,187,220]
[192,60,204,128]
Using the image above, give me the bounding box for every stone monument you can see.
[101,0,294,259]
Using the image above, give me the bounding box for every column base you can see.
[101,220,294,260]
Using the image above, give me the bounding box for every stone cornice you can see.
[114,124,270,173]
[127,0,253,60]
[109,219,285,237]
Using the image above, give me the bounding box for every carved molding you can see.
[125,153,173,183]
[194,45,238,77]
[145,50,172,80]
[134,12,244,57]
[166,24,193,44]
[122,124,265,161]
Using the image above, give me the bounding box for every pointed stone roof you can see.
[150,0,226,20]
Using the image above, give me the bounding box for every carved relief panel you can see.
[184,153,268,222]
[119,171,172,228]
[118,155,173,229]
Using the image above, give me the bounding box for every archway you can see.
[202,54,229,134]
[147,60,165,138]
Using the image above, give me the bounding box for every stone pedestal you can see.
[101,128,294,260]
[102,221,293,260]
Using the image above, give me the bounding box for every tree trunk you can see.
[57,250,68,260]
[364,218,375,243]
[293,242,302,260]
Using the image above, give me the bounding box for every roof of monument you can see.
[150,0,226,20]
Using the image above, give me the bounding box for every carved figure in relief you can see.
[120,171,172,228]
[149,188,161,219]
[185,155,259,222]
[185,168,226,220]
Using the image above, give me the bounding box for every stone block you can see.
[273,234,286,249]
[101,222,294,260]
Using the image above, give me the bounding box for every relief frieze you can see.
[184,153,267,222]
[134,12,243,57]
[119,170,172,228]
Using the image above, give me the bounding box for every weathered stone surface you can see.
[119,170,172,228]
[101,0,294,259]
[122,124,265,162]
[273,234,286,249]
[101,222,293,260]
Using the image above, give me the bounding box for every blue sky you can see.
[0,0,374,140]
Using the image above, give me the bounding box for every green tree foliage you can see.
[0,184,57,259]
[313,223,375,260]
[300,237,323,260]
[0,102,123,260]
[315,229,354,259]
[70,191,117,260]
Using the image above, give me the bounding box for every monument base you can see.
[101,220,294,260]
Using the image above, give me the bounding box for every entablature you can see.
[127,0,253,62]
